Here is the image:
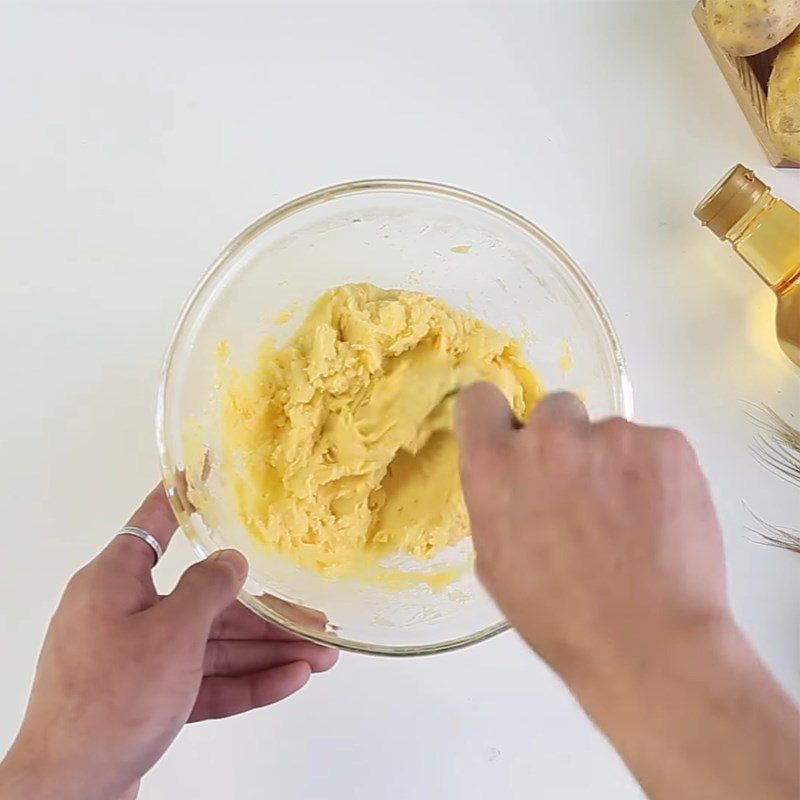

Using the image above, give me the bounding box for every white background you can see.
[1,2,798,798]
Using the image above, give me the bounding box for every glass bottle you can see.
[695,165,800,369]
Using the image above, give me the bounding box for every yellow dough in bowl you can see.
[211,283,541,581]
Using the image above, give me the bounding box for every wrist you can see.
[565,613,799,800]
[0,739,111,800]
[565,610,744,722]
[0,749,60,800]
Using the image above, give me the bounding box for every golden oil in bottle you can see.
[695,165,800,368]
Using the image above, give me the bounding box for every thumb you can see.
[155,550,249,641]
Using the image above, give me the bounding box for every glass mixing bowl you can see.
[157,179,633,656]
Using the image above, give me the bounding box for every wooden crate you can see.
[693,2,800,169]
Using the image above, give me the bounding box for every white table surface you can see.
[1,2,798,798]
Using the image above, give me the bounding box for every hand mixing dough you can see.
[210,283,542,582]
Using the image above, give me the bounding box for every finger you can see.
[209,601,307,642]
[454,384,517,545]
[150,550,249,643]
[188,662,312,722]
[80,485,178,612]
[455,382,517,456]
[203,640,338,677]
[255,592,329,633]
[527,392,589,430]
[98,485,179,580]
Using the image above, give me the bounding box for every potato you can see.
[705,0,800,56]
[768,26,800,161]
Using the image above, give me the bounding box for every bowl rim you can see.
[156,177,634,657]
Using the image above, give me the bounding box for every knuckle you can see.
[59,563,115,622]
[63,564,93,597]
[460,441,507,484]
[534,420,579,467]
[183,560,210,583]
[188,559,221,585]
[596,417,633,445]
[186,557,239,599]
[654,427,695,463]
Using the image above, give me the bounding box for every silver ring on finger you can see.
[116,526,164,566]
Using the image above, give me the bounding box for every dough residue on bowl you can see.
[202,283,542,583]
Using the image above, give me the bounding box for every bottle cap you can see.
[694,164,770,239]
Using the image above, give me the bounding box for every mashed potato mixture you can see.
[208,283,541,581]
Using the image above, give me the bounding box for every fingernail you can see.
[208,549,248,580]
